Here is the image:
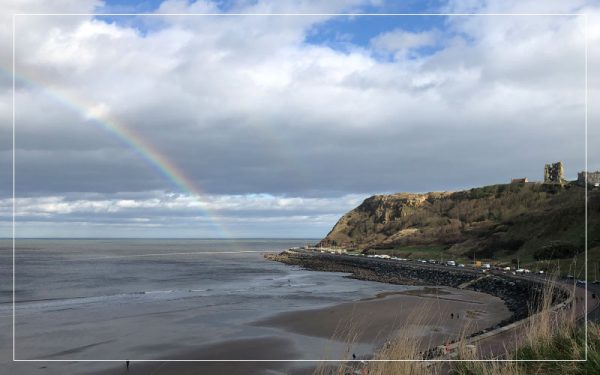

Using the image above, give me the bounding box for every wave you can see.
[10,288,211,311]
[143,290,174,294]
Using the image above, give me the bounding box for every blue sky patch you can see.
[305,15,449,61]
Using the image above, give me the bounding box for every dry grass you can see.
[313,300,444,375]
[452,276,584,375]
[366,334,442,375]
[523,276,572,346]
[314,275,593,375]
[367,305,442,375]
[312,314,361,375]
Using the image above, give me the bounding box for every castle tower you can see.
[544,161,564,184]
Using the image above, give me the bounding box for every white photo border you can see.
[12,12,589,363]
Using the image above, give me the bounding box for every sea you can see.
[0,239,414,374]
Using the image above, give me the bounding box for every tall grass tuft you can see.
[314,300,443,375]
[315,274,597,375]
[454,275,587,375]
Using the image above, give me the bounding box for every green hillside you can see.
[318,183,600,276]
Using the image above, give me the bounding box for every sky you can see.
[1,0,599,238]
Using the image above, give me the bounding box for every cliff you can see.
[319,183,599,261]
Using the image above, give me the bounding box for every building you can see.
[577,171,600,187]
[511,178,528,184]
[544,161,565,184]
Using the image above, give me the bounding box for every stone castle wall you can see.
[578,171,600,186]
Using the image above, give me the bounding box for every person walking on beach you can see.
[450,313,454,319]
[126,360,130,371]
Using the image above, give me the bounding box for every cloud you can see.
[1,0,598,237]
[0,191,366,237]
[370,29,440,58]
[3,192,365,217]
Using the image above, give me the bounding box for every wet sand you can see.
[254,287,512,348]
[90,286,511,374]
[95,336,310,375]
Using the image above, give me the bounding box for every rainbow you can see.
[10,68,231,238]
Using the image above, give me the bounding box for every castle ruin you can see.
[577,171,600,187]
[544,161,565,184]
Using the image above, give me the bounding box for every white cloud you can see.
[0,191,366,237]
[370,29,439,58]
[1,192,366,218]
[1,0,599,237]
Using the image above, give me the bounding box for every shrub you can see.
[533,242,583,260]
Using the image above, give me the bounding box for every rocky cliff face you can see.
[319,183,599,260]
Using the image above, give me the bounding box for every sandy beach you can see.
[93,337,308,375]
[254,286,512,350]
[90,286,511,375]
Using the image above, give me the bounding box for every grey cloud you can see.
[0,0,599,238]
[1,191,365,237]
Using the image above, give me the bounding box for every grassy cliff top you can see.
[319,182,599,277]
